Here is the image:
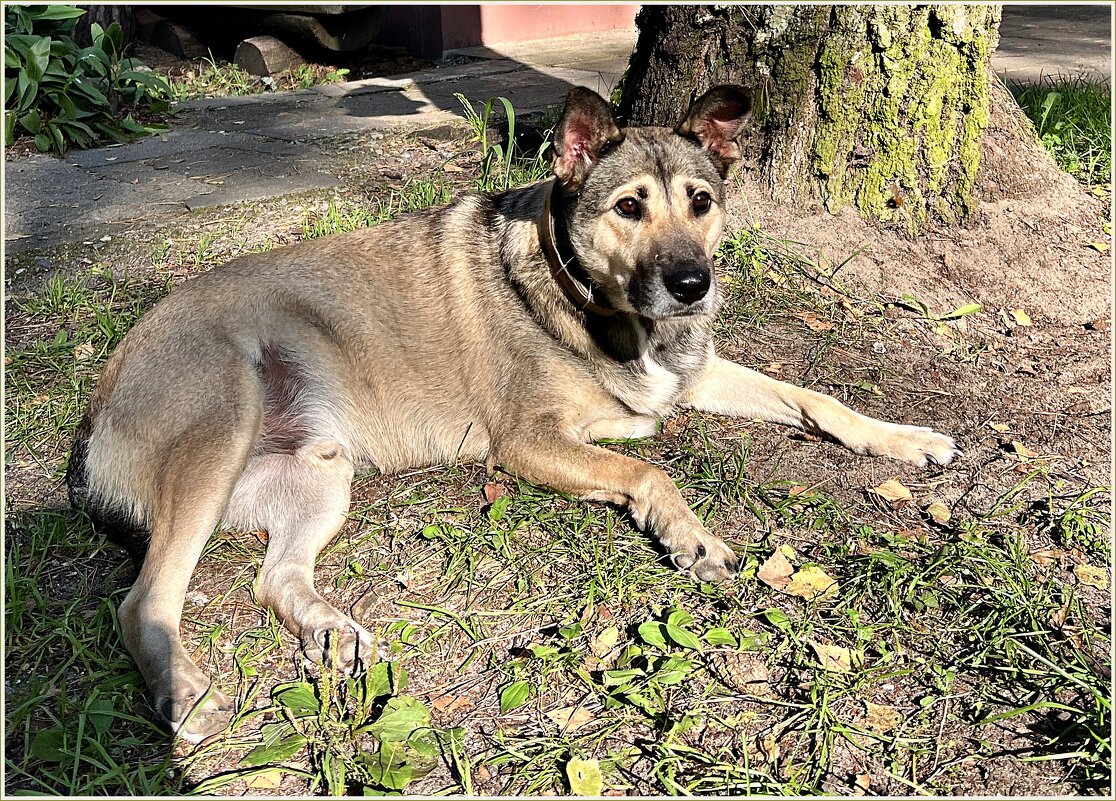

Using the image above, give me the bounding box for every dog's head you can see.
[551,85,751,320]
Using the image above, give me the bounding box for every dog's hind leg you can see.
[224,439,372,674]
[118,425,257,743]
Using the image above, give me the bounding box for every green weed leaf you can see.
[367,697,431,742]
[30,728,67,763]
[499,680,530,713]
[703,627,738,647]
[637,621,668,649]
[241,723,307,767]
[274,682,319,717]
[762,608,793,633]
[665,624,702,651]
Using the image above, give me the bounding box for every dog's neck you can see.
[539,180,617,318]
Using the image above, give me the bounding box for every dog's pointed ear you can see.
[551,87,624,188]
[676,85,753,176]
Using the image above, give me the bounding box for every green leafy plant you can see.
[194,655,461,795]
[4,4,169,154]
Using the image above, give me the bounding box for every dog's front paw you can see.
[670,533,739,582]
[868,423,961,467]
[155,682,234,744]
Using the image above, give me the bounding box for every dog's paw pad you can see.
[671,536,738,583]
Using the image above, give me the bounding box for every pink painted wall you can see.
[478,4,637,44]
[384,5,639,59]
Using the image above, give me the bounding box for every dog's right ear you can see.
[551,87,624,189]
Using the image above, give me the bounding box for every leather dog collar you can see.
[539,179,617,317]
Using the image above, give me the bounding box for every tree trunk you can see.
[617,4,1002,234]
[73,6,137,51]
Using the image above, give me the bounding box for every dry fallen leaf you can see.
[810,641,855,672]
[758,550,794,590]
[989,422,1011,433]
[784,565,840,601]
[751,733,780,764]
[1086,241,1110,253]
[1074,564,1109,590]
[73,341,95,361]
[925,501,951,525]
[547,704,595,732]
[788,484,808,496]
[864,701,901,733]
[762,362,783,374]
[1048,596,1072,630]
[251,529,268,544]
[1029,547,1063,567]
[709,652,770,691]
[483,482,509,504]
[431,693,474,714]
[442,162,467,173]
[871,479,913,503]
[853,771,872,795]
[799,312,835,332]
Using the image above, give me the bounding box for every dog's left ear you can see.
[552,87,624,188]
[676,85,753,176]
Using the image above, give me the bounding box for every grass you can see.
[4,100,1112,795]
[1013,76,1112,186]
[165,54,351,101]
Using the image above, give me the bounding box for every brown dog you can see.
[67,85,958,741]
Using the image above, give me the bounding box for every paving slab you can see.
[997,4,1112,84]
[3,9,1111,256]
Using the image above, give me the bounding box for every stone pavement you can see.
[3,7,1111,256]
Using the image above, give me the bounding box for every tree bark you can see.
[617,4,1002,234]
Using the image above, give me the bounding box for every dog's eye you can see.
[692,191,713,215]
[614,197,641,219]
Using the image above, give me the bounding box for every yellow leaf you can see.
[871,479,913,503]
[1086,241,1110,253]
[810,641,856,672]
[784,565,840,601]
[864,702,901,733]
[925,501,951,525]
[1009,308,1032,326]
[989,422,1011,433]
[566,757,603,796]
[778,544,798,561]
[547,705,595,732]
[1011,440,1037,459]
[1074,564,1109,590]
[591,625,620,656]
[246,769,283,790]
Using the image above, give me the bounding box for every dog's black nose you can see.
[663,268,711,305]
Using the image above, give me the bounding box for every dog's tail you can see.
[66,413,151,565]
